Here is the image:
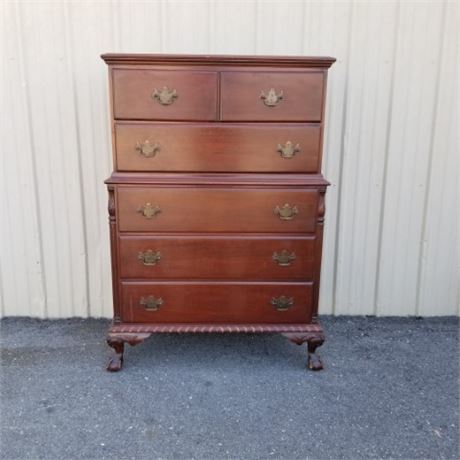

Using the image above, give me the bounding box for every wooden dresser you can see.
[101,54,335,372]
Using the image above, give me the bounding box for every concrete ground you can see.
[0,317,458,460]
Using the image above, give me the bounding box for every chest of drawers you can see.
[102,54,335,372]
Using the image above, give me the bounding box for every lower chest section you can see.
[110,181,325,325]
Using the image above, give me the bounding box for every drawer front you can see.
[117,187,319,233]
[115,123,321,173]
[220,71,324,121]
[119,235,316,280]
[121,281,314,323]
[112,69,218,120]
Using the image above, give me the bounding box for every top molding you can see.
[101,53,336,68]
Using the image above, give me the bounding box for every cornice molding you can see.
[101,53,336,68]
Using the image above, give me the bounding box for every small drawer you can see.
[117,187,319,233]
[115,122,321,173]
[112,69,218,120]
[220,71,324,121]
[121,281,314,323]
[119,235,316,280]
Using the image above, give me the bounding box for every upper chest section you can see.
[102,54,335,122]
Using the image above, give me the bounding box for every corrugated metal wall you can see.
[2,0,458,318]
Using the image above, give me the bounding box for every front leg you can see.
[283,331,325,371]
[106,332,151,372]
[306,336,324,371]
[107,337,124,372]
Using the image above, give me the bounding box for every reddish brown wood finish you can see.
[101,54,336,67]
[106,172,329,187]
[107,186,121,322]
[115,122,322,173]
[106,321,324,371]
[112,69,218,120]
[119,235,316,280]
[121,281,314,323]
[102,53,335,371]
[106,333,150,371]
[220,71,324,121]
[108,321,324,334]
[283,331,325,370]
[116,186,319,233]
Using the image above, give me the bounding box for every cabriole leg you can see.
[107,338,124,372]
[283,331,325,371]
[106,332,151,372]
[307,336,324,371]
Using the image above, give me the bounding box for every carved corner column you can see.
[107,185,121,323]
[313,188,326,319]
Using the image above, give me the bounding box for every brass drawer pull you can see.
[152,86,178,105]
[271,296,293,311]
[138,250,161,266]
[272,250,296,267]
[260,88,283,107]
[274,203,298,220]
[137,203,161,219]
[277,141,300,159]
[136,140,160,158]
[140,296,163,311]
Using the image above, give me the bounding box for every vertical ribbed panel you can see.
[1,1,458,318]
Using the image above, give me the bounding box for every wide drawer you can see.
[220,71,324,121]
[112,69,218,120]
[115,122,321,173]
[121,281,314,323]
[119,235,316,279]
[117,187,319,233]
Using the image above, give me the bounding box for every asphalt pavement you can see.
[1,316,458,460]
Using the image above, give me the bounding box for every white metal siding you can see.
[1,1,458,318]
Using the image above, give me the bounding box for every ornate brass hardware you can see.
[152,86,178,105]
[137,203,161,219]
[140,296,163,311]
[136,140,160,158]
[277,141,301,159]
[274,204,298,220]
[272,250,296,267]
[138,250,161,266]
[260,88,283,107]
[270,296,294,311]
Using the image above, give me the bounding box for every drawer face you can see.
[220,71,324,121]
[121,281,314,323]
[115,123,321,173]
[117,187,319,233]
[119,235,316,280]
[112,69,218,120]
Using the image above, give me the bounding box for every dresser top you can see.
[101,53,336,68]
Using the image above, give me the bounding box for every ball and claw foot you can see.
[283,332,325,371]
[307,338,324,371]
[106,332,151,372]
[107,339,124,372]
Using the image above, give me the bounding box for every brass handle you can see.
[136,140,160,158]
[260,88,283,107]
[152,86,178,105]
[270,296,294,311]
[272,250,296,267]
[137,203,161,219]
[277,141,300,159]
[138,250,161,266]
[274,204,298,220]
[140,296,163,311]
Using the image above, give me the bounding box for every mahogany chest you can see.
[102,54,335,371]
